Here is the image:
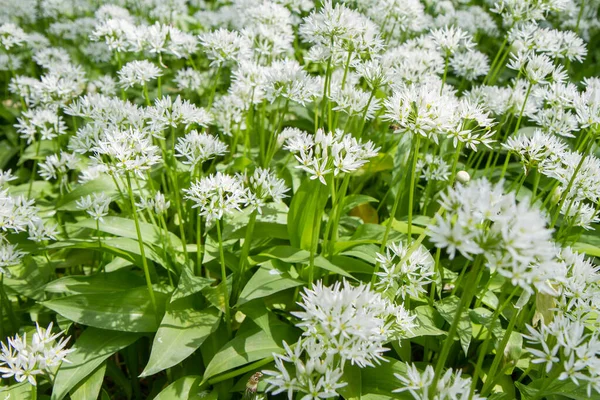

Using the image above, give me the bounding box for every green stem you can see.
[407,135,422,243]
[480,302,523,396]
[125,173,159,321]
[469,286,519,399]
[234,210,257,302]
[215,219,231,337]
[328,174,351,258]
[431,256,484,398]
[27,139,42,198]
[143,83,151,106]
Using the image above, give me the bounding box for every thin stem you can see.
[125,173,159,322]
[469,286,519,399]
[234,210,257,302]
[480,302,523,396]
[431,256,484,398]
[407,135,422,243]
[215,219,231,337]
[27,139,42,198]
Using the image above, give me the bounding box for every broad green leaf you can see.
[259,246,354,279]
[339,364,362,400]
[0,382,32,400]
[435,296,472,355]
[141,298,220,377]
[44,270,145,295]
[52,328,141,400]
[42,287,168,332]
[408,305,446,338]
[171,267,214,302]
[56,176,117,211]
[70,362,107,400]
[287,178,329,250]
[45,237,166,268]
[202,322,298,382]
[360,357,412,398]
[73,216,182,249]
[153,376,203,400]
[342,194,379,214]
[238,264,304,306]
[388,218,426,236]
[572,242,600,257]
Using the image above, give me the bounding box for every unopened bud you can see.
[551,186,563,205]
[456,170,470,184]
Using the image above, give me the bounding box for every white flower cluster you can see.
[175,130,228,168]
[242,168,289,214]
[505,129,600,230]
[0,322,74,386]
[76,192,111,222]
[284,128,379,185]
[375,240,435,300]
[184,172,249,224]
[264,281,416,398]
[524,315,600,397]
[429,178,560,295]
[394,364,485,400]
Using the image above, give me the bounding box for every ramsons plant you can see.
[0,0,599,399]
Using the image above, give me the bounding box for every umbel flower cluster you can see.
[0,323,73,386]
[0,0,599,399]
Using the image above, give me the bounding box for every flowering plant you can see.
[0,0,599,399]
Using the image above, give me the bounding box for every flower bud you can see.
[456,170,470,184]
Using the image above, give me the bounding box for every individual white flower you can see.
[76,192,111,221]
[118,60,162,89]
[175,130,228,167]
[0,170,17,187]
[137,192,170,215]
[184,172,250,224]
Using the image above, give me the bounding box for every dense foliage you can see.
[0,0,600,399]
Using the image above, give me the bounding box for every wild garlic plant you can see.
[0,0,599,399]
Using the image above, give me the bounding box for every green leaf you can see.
[73,216,182,249]
[52,328,141,400]
[407,305,446,338]
[339,364,362,400]
[572,242,600,257]
[171,267,214,302]
[153,376,203,400]
[237,263,304,306]
[387,218,426,236]
[141,297,220,377]
[69,362,107,400]
[287,178,329,250]
[56,176,117,211]
[42,287,168,332]
[342,194,379,214]
[202,322,298,382]
[0,382,32,400]
[360,357,412,398]
[44,270,145,295]
[435,296,472,355]
[259,246,354,279]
